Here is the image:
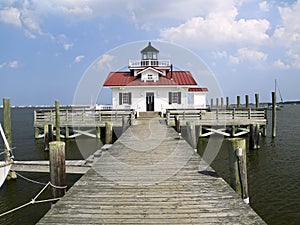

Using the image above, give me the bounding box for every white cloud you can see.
[273,1,300,47]
[96,54,114,70]
[273,59,290,70]
[0,62,7,68]
[0,60,20,69]
[226,48,267,65]
[229,55,240,64]
[237,48,267,61]
[213,51,228,59]
[16,0,243,30]
[259,1,270,12]
[22,14,43,35]
[0,7,21,27]
[159,8,270,48]
[64,43,73,51]
[126,0,238,30]
[74,55,84,63]
[286,50,300,69]
[8,60,19,68]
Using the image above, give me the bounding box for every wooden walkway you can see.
[38,118,266,224]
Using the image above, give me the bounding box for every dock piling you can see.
[3,98,17,180]
[96,127,101,139]
[245,95,249,108]
[227,138,249,203]
[255,93,259,108]
[237,96,241,108]
[105,122,113,144]
[44,124,54,151]
[122,115,129,132]
[186,121,197,150]
[272,92,276,138]
[226,97,229,108]
[49,141,66,202]
[249,124,260,150]
[3,98,12,162]
[174,115,181,135]
[65,127,70,139]
[55,100,61,141]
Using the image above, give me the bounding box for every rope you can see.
[13,170,68,189]
[49,182,67,189]
[12,170,47,186]
[0,181,66,217]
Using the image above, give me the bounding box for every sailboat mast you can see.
[275,79,284,103]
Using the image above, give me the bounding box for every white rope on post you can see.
[0,181,67,218]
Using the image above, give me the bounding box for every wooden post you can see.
[3,98,17,180]
[226,97,229,108]
[237,96,240,108]
[227,138,249,203]
[245,95,249,108]
[45,124,54,151]
[49,141,66,201]
[65,127,69,139]
[3,98,12,162]
[96,127,101,139]
[230,125,235,137]
[255,93,259,108]
[262,125,267,137]
[34,111,39,139]
[34,127,39,139]
[272,92,276,138]
[55,100,60,141]
[44,124,49,151]
[216,98,219,108]
[174,115,181,135]
[186,121,196,150]
[198,125,202,138]
[210,98,213,109]
[221,97,224,108]
[105,122,113,144]
[249,124,260,150]
[122,115,128,132]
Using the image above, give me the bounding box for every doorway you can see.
[146,92,154,111]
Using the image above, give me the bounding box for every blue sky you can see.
[0,0,299,106]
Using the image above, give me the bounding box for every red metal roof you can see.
[188,87,208,92]
[103,71,198,86]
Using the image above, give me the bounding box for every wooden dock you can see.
[37,117,266,224]
[167,108,267,137]
[34,108,135,139]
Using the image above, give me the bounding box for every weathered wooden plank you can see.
[12,160,90,174]
[37,118,266,225]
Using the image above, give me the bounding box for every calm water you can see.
[0,105,300,224]
[198,104,300,225]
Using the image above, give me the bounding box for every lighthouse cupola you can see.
[141,41,159,60]
[128,42,171,75]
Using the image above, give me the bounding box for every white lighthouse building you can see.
[103,42,208,115]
